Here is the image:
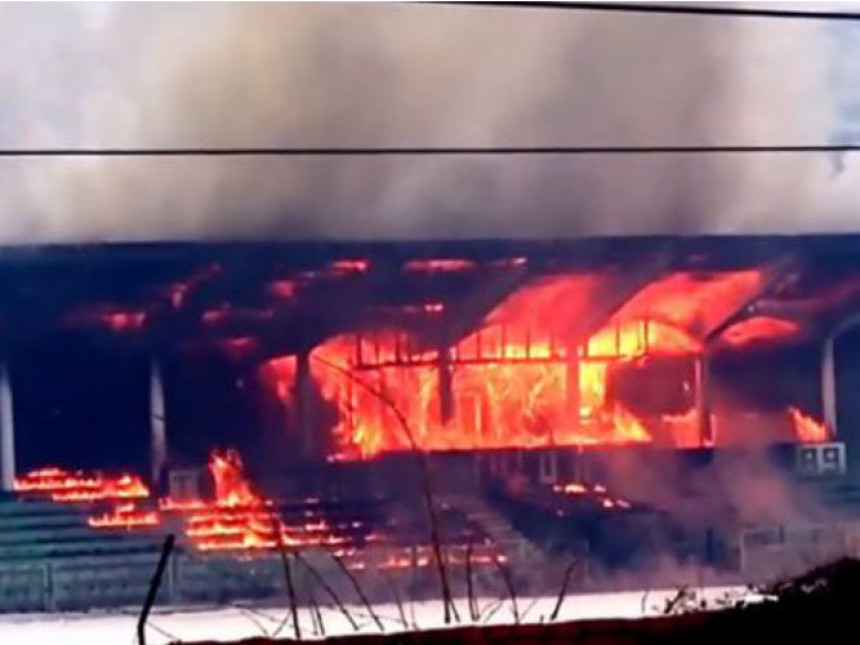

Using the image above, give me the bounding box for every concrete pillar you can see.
[0,363,15,492]
[438,348,454,424]
[822,335,838,437]
[149,359,167,485]
[295,351,317,459]
[694,355,713,446]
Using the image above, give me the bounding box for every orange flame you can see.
[551,481,633,511]
[158,449,349,552]
[14,468,149,502]
[87,503,160,529]
[66,308,147,333]
[331,259,369,274]
[270,273,710,459]
[15,451,381,555]
[720,316,801,348]
[261,268,805,459]
[789,407,829,443]
[404,259,476,273]
[269,279,298,299]
[607,271,761,335]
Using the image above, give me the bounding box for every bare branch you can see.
[382,570,409,628]
[293,551,360,632]
[311,354,456,623]
[238,608,271,638]
[305,572,326,637]
[331,552,385,633]
[269,515,301,641]
[466,541,479,622]
[493,556,520,625]
[550,560,579,622]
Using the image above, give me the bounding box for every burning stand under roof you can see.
[0,236,858,612]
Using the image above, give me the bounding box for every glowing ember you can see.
[553,482,588,495]
[404,259,476,273]
[220,337,257,359]
[719,316,801,348]
[104,311,146,332]
[331,259,369,274]
[491,257,528,268]
[66,307,147,333]
[269,279,298,299]
[158,498,207,512]
[551,481,633,511]
[662,408,702,449]
[87,503,160,529]
[789,407,830,443]
[166,285,188,309]
[202,306,230,325]
[261,356,296,403]
[14,468,149,503]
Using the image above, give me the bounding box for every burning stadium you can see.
[0,236,857,614]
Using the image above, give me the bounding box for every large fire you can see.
[14,451,350,552]
[262,269,822,459]
[160,449,351,552]
[15,451,500,569]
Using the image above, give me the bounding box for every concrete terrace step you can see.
[0,536,166,562]
[0,524,164,546]
[0,513,90,530]
[0,500,87,517]
[436,494,550,564]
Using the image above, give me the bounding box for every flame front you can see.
[159,449,348,552]
[262,270,823,459]
[14,468,149,502]
[15,451,352,553]
[789,407,829,443]
[292,275,707,459]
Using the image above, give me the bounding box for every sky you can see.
[0,1,859,243]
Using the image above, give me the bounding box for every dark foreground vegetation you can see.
[181,558,859,645]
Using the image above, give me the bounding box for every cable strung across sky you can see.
[445,2,860,23]
[0,144,859,157]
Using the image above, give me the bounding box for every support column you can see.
[0,363,15,492]
[438,348,454,425]
[822,335,838,437]
[694,354,713,446]
[295,352,317,460]
[149,359,167,486]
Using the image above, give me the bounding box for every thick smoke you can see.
[0,2,851,243]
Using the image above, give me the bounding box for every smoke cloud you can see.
[0,2,854,243]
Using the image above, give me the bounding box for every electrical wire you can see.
[0,144,858,157]
[439,1,860,23]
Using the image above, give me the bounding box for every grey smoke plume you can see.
[0,2,851,243]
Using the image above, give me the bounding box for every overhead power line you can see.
[444,2,860,22]
[0,144,859,157]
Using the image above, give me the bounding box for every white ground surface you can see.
[0,587,760,644]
